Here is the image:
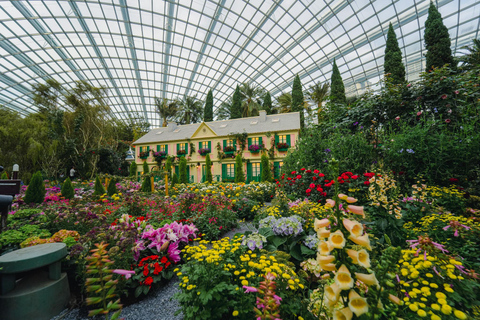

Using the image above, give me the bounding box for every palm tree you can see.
[155,97,178,127]
[176,95,203,124]
[306,82,330,120]
[457,39,480,71]
[239,82,265,117]
[215,99,232,120]
[275,92,292,113]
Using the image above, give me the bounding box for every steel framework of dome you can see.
[0,0,478,126]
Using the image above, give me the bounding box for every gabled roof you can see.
[133,112,300,145]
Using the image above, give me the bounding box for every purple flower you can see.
[168,242,181,263]
[273,295,282,305]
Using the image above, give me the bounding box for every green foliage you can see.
[61,177,75,200]
[179,157,188,184]
[24,171,46,204]
[291,74,304,128]
[384,23,405,84]
[172,172,178,186]
[107,178,117,196]
[1,172,7,179]
[330,59,346,104]
[234,154,245,183]
[141,174,152,192]
[165,157,172,176]
[0,224,50,250]
[262,92,273,114]
[424,1,456,71]
[85,242,123,319]
[205,154,213,183]
[129,161,137,177]
[204,89,214,122]
[260,154,271,182]
[231,85,242,119]
[142,160,149,174]
[93,176,106,196]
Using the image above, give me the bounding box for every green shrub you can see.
[129,161,137,177]
[141,174,152,192]
[24,171,46,204]
[1,172,8,179]
[179,157,188,184]
[234,154,245,183]
[260,154,271,182]
[172,173,178,186]
[61,177,75,200]
[205,154,213,183]
[107,178,117,196]
[11,208,42,220]
[93,176,106,196]
[143,160,149,174]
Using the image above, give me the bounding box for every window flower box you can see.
[177,149,187,157]
[139,151,150,159]
[153,151,167,161]
[224,145,235,154]
[276,142,290,151]
[248,144,262,153]
[198,148,211,156]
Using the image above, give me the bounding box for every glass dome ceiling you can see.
[0,0,478,126]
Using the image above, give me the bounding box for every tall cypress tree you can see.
[231,85,242,119]
[260,154,271,182]
[205,154,213,183]
[330,59,346,104]
[384,23,406,84]
[61,177,74,200]
[179,157,188,184]
[234,154,245,183]
[291,75,304,128]
[263,92,273,114]
[143,160,149,174]
[424,1,456,72]
[204,89,213,122]
[129,161,137,177]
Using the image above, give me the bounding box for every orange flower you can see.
[328,230,346,249]
[349,234,372,250]
[314,218,330,231]
[347,205,365,218]
[343,219,363,237]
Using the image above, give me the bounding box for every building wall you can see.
[134,131,297,182]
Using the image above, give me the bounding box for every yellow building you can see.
[132,111,300,183]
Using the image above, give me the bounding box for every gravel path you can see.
[51,221,258,320]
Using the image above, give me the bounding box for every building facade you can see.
[132,111,300,183]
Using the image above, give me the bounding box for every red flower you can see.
[153,263,163,275]
[144,276,153,286]
[300,168,306,171]
[291,171,296,175]
[319,173,325,177]
[306,169,311,173]
[143,266,149,276]
[364,181,370,186]
[441,94,447,99]
[449,178,459,183]
[364,172,375,178]
[316,187,323,192]
[309,183,315,189]
[312,176,317,181]
[313,169,319,174]
[160,256,168,264]
[306,189,312,193]
[296,175,302,179]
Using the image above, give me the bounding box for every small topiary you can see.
[24,171,46,204]
[143,160,149,174]
[107,178,117,196]
[205,154,213,183]
[179,157,188,184]
[260,154,271,182]
[129,161,137,177]
[172,172,178,186]
[141,174,152,192]
[1,172,8,179]
[234,154,245,183]
[93,176,106,196]
[61,177,75,200]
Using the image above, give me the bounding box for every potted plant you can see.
[139,151,150,159]
[248,144,262,153]
[153,151,167,161]
[276,142,290,151]
[198,148,211,156]
[224,145,235,154]
[177,149,187,157]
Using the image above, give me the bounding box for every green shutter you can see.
[208,141,211,150]
[147,146,150,152]
[223,140,227,149]
[274,162,280,179]
[233,140,236,150]
[222,164,227,180]
[185,143,188,154]
[259,137,263,146]
[247,162,252,180]
[286,135,291,146]
[248,137,252,147]
[157,145,160,152]
[199,141,203,149]
[275,135,279,145]
[175,166,179,176]
[165,145,168,154]
[259,162,262,177]
[187,166,190,179]
[177,143,180,153]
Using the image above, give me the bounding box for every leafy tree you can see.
[424,1,456,72]
[24,171,45,204]
[263,92,273,114]
[306,82,330,122]
[260,154,271,182]
[171,172,178,186]
[143,160,149,174]
[179,157,188,184]
[384,23,406,84]
[205,154,213,183]
[291,75,305,128]
[204,89,214,122]
[61,177,75,200]
[129,161,137,177]
[155,97,178,127]
[176,95,203,124]
[141,174,152,192]
[231,85,242,119]
[457,39,480,71]
[234,154,245,183]
[330,59,346,104]
[93,176,105,196]
[239,82,265,117]
[107,178,117,196]
[165,157,172,177]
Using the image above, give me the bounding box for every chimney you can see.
[258,110,267,122]
[167,122,177,132]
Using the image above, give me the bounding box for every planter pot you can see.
[249,150,260,154]
[140,156,148,159]
[199,152,209,156]
[224,151,234,155]
[177,153,186,157]
[278,147,289,152]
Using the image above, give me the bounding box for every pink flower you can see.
[454,90,459,94]
[395,116,400,120]
[167,242,181,263]
[441,94,447,99]
[445,119,451,124]
[417,111,422,116]
[113,269,135,279]
[407,83,411,87]
[243,286,258,293]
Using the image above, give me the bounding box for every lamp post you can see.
[12,164,19,180]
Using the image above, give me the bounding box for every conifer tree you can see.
[93,176,106,196]
[165,157,172,177]
[330,59,346,104]
[231,85,242,119]
[61,177,74,200]
[384,23,406,84]
[171,172,178,186]
[179,157,188,184]
[141,174,152,192]
[291,75,305,128]
[263,92,273,115]
[129,161,137,177]
[204,89,214,122]
[260,154,271,182]
[143,160,149,174]
[234,154,245,183]
[424,1,456,72]
[107,178,117,196]
[1,172,8,179]
[205,154,213,183]
[24,171,46,204]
